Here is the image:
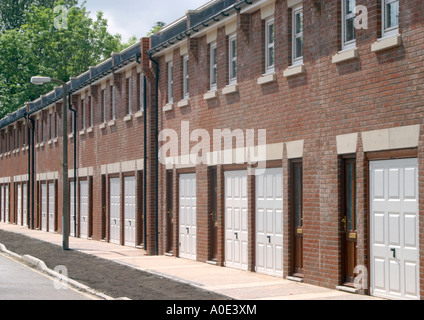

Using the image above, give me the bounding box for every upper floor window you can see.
[292,6,303,65]
[111,85,116,121]
[342,0,356,50]
[229,34,237,84]
[183,55,189,99]
[89,96,94,128]
[382,0,399,38]
[210,43,217,90]
[102,89,107,123]
[167,62,174,104]
[265,18,275,73]
[127,77,133,115]
[139,73,145,111]
[81,99,86,130]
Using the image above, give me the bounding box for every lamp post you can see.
[31,76,70,251]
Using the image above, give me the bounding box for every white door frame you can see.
[255,168,284,277]
[224,170,248,271]
[370,158,420,300]
[179,173,197,261]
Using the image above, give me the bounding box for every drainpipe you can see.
[143,75,148,248]
[68,93,77,237]
[148,52,159,256]
[26,114,35,230]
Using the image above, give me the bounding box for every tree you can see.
[0,0,78,32]
[146,21,166,36]
[0,1,125,119]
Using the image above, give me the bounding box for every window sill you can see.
[204,90,218,100]
[53,138,58,143]
[222,84,239,95]
[135,110,144,118]
[371,34,401,52]
[124,115,132,122]
[163,103,174,112]
[79,130,85,136]
[48,140,53,145]
[99,123,106,130]
[68,133,74,139]
[86,127,93,133]
[283,64,305,78]
[332,47,358,64]
[39,142,44,148]
[108,120,116,127]
[177,99,190,108]
[257,72,276,85]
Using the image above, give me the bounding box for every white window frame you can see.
[265,18,275,73]
[102,89,107,123]
[167,62,174,104]
[111,86,116,121]
[183,55,189,100]
[292,6,303,66]
[382,0,399,38]
[139,73,145,111]
[81,99,86,130]
[89,96,94,128]
[210,43,218,91]
[228,34,237,85]
[342,0,357,50]
[127,77,133,115]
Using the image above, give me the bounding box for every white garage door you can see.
[179,173,197,260]
[17,184,22,226]
[110,178,121,245]
[4,185,9,223]
[41,183,47,231]
[70,182,76,237]
[225,170,248,271]
[256,168,284,277]
[48,183,55,233]
[370,158,420,300]
[80,180,89,239]
[23,184,28,227]
[124,176,136,247]
[1,185,4,222]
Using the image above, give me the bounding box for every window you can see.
[265,19,275,73]
[342,158,356,232]
[342,0,356,50]
[183,56,189,99]
[382,0,399,37]
[110,86,116,121]
[167,62,174,104]
[210,43,217,90]
[101,89,106,123]
[139,73,145,111]
[229,35,237,84]
[89,96,94,128]
[127,77,132,115]
[292,6,303,65]
[81,99,85,130]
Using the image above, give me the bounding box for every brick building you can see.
[1,0,424,300]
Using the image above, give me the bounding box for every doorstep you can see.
[286,276,304,283]
[336,285,359,294]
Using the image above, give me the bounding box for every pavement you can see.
[0,222,382,300]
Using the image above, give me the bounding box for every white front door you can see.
[80,180,89,239]
[70,182,76,237]
[17,184,22,226]
[41,183,47,231]
[225,170,248,271]
[370,158,420,300]
[179,173,197,260]
[110,178,121,245]
[48,183,55,232]
[256,168,284,277]
[23,184,27,227]
[124,176,136,247]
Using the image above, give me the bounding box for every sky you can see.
[84,0,208,42]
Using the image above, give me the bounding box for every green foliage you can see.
[0,0,125,119]
[146,21,166,36]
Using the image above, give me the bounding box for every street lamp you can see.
[31,76,70,251]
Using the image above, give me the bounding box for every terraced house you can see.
[1,0,424,300]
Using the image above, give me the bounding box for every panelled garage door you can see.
[179,173,197,260]
[4,185,9,223]
[17,184,22,226]
[41,183,47,231]
[80,180,89,239]
[70,182,76,237]
[124,176,136,247]
[48,182,55,233]
[256,168,284,277]
[110,178,121,245]
[225,170,248,271]
[370,158,420,300]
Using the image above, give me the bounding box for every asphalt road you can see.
[0,253,94,300]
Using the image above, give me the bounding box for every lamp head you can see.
[31,76,52,85]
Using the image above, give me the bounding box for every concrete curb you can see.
[0,242,129,301]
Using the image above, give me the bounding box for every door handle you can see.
[267,235,271,243]
[391,248,396,259]
[186,227,189,234]
[341,217,347,231]
[235,232,238,240]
